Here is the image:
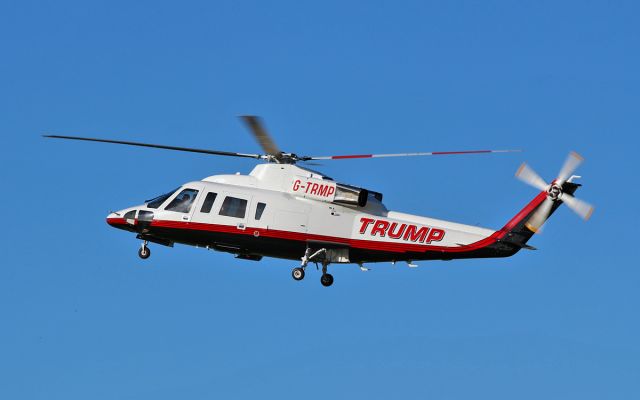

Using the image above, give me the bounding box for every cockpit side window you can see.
[165,189,199,213]
[146,188,179,209]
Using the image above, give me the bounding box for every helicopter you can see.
[44,116,594,287]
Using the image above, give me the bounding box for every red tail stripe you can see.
[497,191,547,234]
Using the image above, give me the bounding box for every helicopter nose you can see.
[106,210,127,228]
[106,208,154,231]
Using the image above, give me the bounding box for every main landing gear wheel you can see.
[292,267,305,281]
[138,245,151,259]
[320,273,334,287]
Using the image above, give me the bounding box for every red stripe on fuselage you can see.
[107,217,127,225]
[105,192,547,254]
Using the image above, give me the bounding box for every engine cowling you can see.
[333,183,368,207]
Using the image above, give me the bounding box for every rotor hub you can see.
[547,183,562,201]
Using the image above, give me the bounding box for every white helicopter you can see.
[45,116,593,287]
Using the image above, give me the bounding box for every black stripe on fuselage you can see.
[109,221,519,263]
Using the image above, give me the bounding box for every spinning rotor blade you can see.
[561,194,594,221]
[557,151,583,185]
[302,149,521,161]
[526,197,554,233]
[43,135,263,159]
[515,163,548,191]
[517,150,593,234]
[239,115,281,159]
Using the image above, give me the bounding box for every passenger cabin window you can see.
[255,202,266,220]
[219,196,247,218]
[200,192,218,213]
[165,189,199,213]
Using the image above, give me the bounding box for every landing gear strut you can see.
[138,241,151,259]
[291,248,326,282]
[291,247,334,286]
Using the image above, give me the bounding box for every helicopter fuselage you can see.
[106,163,570,265]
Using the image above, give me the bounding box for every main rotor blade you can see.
[43,135,263,159]
[515,163,548,191]
[561,193,595,221]
[239,116,281,158]
[525,197,554,233]
[557,151,584,185]
[302,149,521,161]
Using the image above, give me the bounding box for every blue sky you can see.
[1,0,638,398]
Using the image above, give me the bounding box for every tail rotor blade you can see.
[561,193,595,221]
[557,151,584,184]
[515,163,548,191]
[239,115,281,159]
[526,197,554,233]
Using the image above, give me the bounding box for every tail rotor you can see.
[516,151,594,233]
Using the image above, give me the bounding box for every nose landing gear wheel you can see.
[292,267,305,281]
[138,246,151,259]
[320,273,334,287]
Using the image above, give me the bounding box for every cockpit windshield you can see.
[146,188,179,209]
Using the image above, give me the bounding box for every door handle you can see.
[237,223,246,230]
